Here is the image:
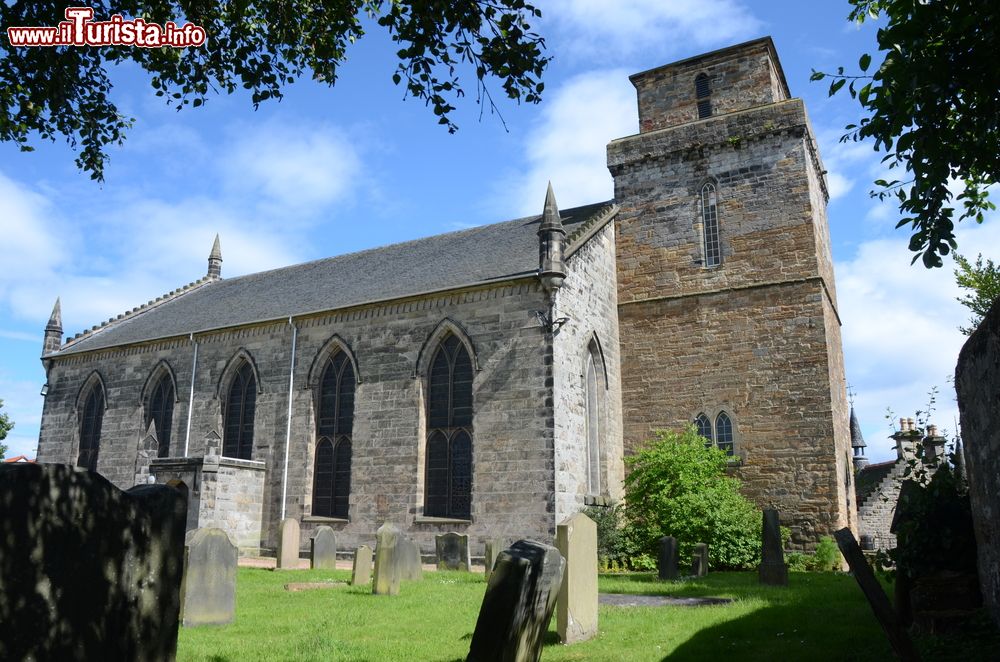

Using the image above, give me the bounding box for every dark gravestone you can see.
[310,526,337,570]
[834,528,920,661]
[373,523,402,595]
[436,532,472,571]
[467,540,565,662]
[399,536,423,580]
[484,538,504,581]
[758,509,788,586]
[691,543,709,578]
[657,536,679,580]
[0,463,186,661]
[181,527,237,627]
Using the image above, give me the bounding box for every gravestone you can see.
[691,543,709,578]
[436,532,472,571]
[835,528,919,661]
[181,527,237,627]
[758,509,788,586]
[352,545,373,586]
[0,463,186,661]
[277,518,300,569]
[399,536,423,580]
[310,526,337,570]
[556,512,598,644]
[373,523,402,595]
[657,536,679,580]
[484,538,504,581]
[467,540,565,662]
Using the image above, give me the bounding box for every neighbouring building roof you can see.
[3,455,35,463]
[855,460,895,504]
[55,201,617,356]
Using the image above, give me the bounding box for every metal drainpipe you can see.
[184,333,198,457]
[281,317,297,521]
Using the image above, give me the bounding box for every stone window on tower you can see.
[693,410,735,457]
[425,334,473,519]
[695,413,713,447]
[312,350,355,519]
[78,382,105,472]
[146,372,175,458]
[701,182,722,267]
[695,73,712,118]
[223,361,256,460]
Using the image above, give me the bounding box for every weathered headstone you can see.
[556,512,598,644]
[373,523,402,595]
[310,526,337,570]
[181,527,237,627]
[352,545,373,586]
[758,509,788,586]
[691,543,709,578]
[399,536,423,580]
[834,528,920,661]
[657,536,679,580]
[484,538,504,581]
[277,517,301,569]
[0,463,186,661]
[467,540,566,662]
[436,532,472,571]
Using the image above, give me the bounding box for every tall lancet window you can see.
[585,352,602,494]
[701,182,721,267]
[147,373,175,458]
[312,350,355,519]
[695,73,712,118]
[425,334,473,519]
[223,362,256,460]
[78,383,104,472]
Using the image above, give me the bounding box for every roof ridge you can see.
[565,203,618,250]
[60,276,216,351]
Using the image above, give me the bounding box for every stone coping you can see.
[149,455,267,471]
[413,516,472,525]
[302,516,349,524]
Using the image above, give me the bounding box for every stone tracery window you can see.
[701,182,721,267]
[425,334,473,519]
[312,350,354,519]
[77,382,104,472]
[694,412,713,447]
[715,411,734,456]
[223,361,256,460]
[146,371,175,458]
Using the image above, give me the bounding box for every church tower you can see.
[607,37,855,546]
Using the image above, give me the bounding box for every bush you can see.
[624,426,762,570]
[811,536,842,571]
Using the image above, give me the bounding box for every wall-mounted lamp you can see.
[40,383,49,397]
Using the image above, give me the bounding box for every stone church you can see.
[36,37,856,554]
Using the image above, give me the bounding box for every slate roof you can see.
[56,201,617,356]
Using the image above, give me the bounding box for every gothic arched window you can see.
[312,351,354,518]
[694,413,713,447]
[78,383,104,472]
[223,362,256,460]
[585,352,601,495]
[147,372,175,458]
[701,183,721,267]
[695,73,712,118]
[715,411,734,456]
[425,334,473,519]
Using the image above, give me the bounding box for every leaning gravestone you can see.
[658,536,679,580]
[0,463,186,661]
[352,545,373,586]
[467,540,566,662]
[373,523,402,595]
[691,543,709,578]
[310,526,337,570]
[181,527,237,627]
[758,509,788,586]
[436,532,472,571]
[556,512,598,644]
[399,536,423,580]
[484,538,504,581]
[277,518,301,569]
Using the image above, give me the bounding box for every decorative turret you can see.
[537,182,566,293]
[42,297,62,356]
[208,234,223,279]
[850,406,868,471]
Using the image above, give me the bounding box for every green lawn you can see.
[174,568,934,661]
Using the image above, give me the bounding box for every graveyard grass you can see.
[176,569,907,661]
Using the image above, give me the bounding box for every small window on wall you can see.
[701,183,721,267]
[695,73,712,118]
[694,413,712,447]
[693,410,736,457]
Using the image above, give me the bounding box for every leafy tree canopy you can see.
[0,1,550,180]
[812,0,1000,268]
[954,253,1000,335]
[0,399,13,460]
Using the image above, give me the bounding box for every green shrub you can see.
[624,426,762,570]
[810,536,842,571]
[787,552,809,572]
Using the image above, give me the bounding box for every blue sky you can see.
[2,0,995,463]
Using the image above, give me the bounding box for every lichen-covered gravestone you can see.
[399,536,423,580]
[758,509,788,586]
[0,463,186,660]
[181,527,237,627]
[352,545,373,586]
[277,518,301,569]
[310,526,337,570]
[556,512,598,644]
[691,543,709,578]
[436,532,472,571]
[484,538,503,581]
[373,523,402,595]
[467,540,566,662]
[658,536,679,580]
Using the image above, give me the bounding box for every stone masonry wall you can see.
[552,223,625,522]
[856,461,904,551]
